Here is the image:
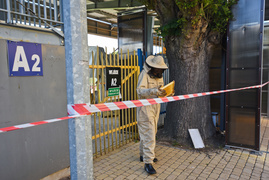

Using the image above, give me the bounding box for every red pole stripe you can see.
[160,97,169,102]
[173,96,180,100]
[114,101,128,109]
[147,99,158,104]
[0,126,20,132]
[31,121,48,125]
[72,104,91,115]
[132,100,144,107]
[59,116,73,120]
[94,104,111,111]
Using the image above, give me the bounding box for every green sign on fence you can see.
[108,87,120,97]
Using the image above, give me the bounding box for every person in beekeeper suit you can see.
[137,55,169,174]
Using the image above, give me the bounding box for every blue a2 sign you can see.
[8,41,43,76]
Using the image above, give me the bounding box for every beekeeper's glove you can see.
[156,86,167,97]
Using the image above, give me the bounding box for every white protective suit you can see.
[137,63,164,164]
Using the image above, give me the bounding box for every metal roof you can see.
[86,0,160,38]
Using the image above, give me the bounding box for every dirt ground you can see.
[157,130,226,154]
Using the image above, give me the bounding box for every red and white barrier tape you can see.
[68,81,269,116]
[1,81,268,134]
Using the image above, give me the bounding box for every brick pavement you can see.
[93,118,269,180]
[93,142,269,180]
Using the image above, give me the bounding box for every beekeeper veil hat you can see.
[145,55,168,69]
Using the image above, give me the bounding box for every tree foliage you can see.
[141,0,237,38]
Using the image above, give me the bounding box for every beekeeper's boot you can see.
[144,163,156,174]
[140,156,158,162]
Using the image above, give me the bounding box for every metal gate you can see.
[89,47,140,157]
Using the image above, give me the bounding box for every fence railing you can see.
[0,0,63,30]
[89,47,140,157]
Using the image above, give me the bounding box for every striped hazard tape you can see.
[0,81,268,134]
[0,115,83,134]
[68,81,269,116]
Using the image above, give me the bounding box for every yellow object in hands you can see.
[159,80,175,97]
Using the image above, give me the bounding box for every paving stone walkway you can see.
[93,118,269,180]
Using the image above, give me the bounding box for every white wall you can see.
[88,34,118,54]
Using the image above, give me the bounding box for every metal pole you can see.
[62,1,93,179]
[6,0,11,23]
[33,0,36,26]
[53,0,57,22]
[267,70,269,117]
[60,0,63,31]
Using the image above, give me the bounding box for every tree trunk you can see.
[160,32,217,144]
[152,0,222,145]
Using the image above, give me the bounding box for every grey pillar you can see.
[62,1,93,180]
[146,15,155,55]
[6,0,11,23]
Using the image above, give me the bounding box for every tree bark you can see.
[159,26,219,144]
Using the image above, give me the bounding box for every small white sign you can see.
[188,129,205,149]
